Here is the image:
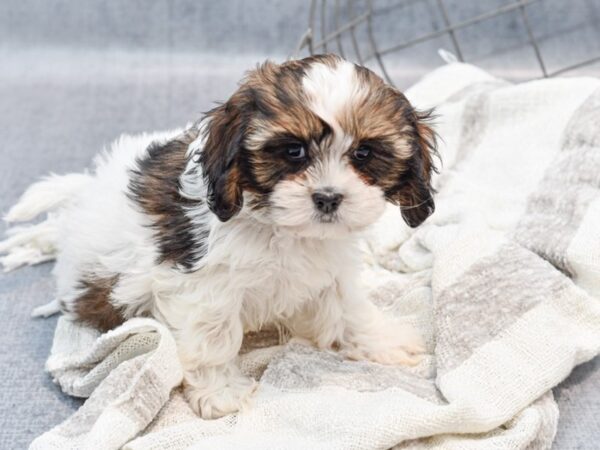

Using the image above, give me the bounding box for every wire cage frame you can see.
[294,0,600,87]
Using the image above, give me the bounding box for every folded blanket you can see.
[7,63,600,449]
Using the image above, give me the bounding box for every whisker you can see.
[398,196,433,211]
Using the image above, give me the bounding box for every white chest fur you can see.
[196,217,355,332]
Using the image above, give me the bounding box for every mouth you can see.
[314,212,339,224]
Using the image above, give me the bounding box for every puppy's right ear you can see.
[200,92,250,222]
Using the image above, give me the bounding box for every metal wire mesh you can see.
[294,0,600,86]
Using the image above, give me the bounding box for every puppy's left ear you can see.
[398,109,438,228]
[200,92,250,222]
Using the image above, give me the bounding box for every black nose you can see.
[312,191,343,214]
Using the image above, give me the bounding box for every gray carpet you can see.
[0,0,598,448]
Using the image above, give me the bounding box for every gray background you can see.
[0,0,598,448]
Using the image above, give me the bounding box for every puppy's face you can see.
[197,54,437,238]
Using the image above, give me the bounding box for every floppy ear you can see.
[399,109,438,228]
[200,93,250,222]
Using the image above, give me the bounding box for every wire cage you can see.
[294,0,600,88]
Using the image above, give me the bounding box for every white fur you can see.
[1,60,423,419]
[302,59,368,134]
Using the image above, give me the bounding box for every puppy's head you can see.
[197,54,437,237]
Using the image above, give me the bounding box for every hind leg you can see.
[31,299,61,318]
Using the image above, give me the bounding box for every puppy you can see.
[3,54,436,419]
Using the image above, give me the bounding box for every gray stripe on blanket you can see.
[50,354,165,439]
[436,83,502,191]
[262,342,443,404]
[514,88,600,275]
[455,92,491,163]
[448,81,509,165]
[434,241,572,376]
[562,87,600,150]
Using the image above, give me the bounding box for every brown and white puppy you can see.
[2,54,437,418]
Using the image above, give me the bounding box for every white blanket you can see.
[14,63,600,449]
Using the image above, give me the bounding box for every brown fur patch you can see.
[129,127,207,270]
[335,67,431,193]
[73,275,124,332]
[240,328,281,354]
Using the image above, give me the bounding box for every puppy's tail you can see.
[1,173,91,272]
[4,173,90,223]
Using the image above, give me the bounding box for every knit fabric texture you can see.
[7,63,600,449]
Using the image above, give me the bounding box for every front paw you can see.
[340,323,425,366]
[184,375,257,419]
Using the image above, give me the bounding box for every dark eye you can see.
[353,145,372,161]
[285,144,307,161]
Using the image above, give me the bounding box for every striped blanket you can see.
[8,63,600,449]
